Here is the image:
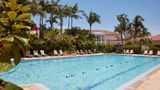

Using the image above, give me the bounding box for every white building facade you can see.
[91,30,121,44]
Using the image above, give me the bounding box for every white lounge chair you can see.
[88,50,92,54]
[80,50,84,54]
[33,50,40,57]
[148,50,153,55]
[77,50,80,55]
[123,50,126,54]
[157,51,160,56]
[129,50,134,54]
[53,50,58,56]
[126,50,129,54]
[40,50,46,56]
[143,50,148,55]
[59,50,63,56]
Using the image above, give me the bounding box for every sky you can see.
[33,0,160,35]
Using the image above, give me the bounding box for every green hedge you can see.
[97,44,115,53]
[116,45,141,54]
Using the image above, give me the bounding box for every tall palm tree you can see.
[131,15,150,42]
[114,14,130,44]
[46,16,58,29]
[45,0,60,30]
[84,11,101,37]
[69,3,83,29]
[57,5,68,34]
[39,0,47,25]
[29,0,45,26]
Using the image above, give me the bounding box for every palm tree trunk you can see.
[68,16,70,30]
[60,18,63,34]
[42,17,44,25]
[50,22,53,30]
[71,17,73,29]
[39,16,42,26]
[121,33,123,44]
[89,24,92,37]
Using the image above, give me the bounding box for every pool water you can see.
[0,54,160,90]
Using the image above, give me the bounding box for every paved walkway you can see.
[123,65,160,90]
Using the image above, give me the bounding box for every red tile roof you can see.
[91,30,120,35]
[150,34,160,41]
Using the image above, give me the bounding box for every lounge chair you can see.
[148,50,153,55]
[80,50,84,54]
[85,50,89,54]
[33,50,40,57]
[40,50,46,56]
[59,50,63,56]
[143,50,148,55]
[126,50,129,54]
[53,50,58,56]
[88,50,92,54]
[123,50,126,54]
[76,50,80,55]
[129,50,134,54]
[157,51,160,56]
[26,51,33,57]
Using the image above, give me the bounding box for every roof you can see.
[91,30,120,35]
[150,34,160,41]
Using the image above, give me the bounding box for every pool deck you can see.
[19,83,50,90]
[117,64,160,90]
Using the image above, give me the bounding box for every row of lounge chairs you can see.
[123,50,134,54]
[26,50,64,57]
[143,50,160,55]
[26,49,93,57]
[123,49,160,55]
[76,50,93,54]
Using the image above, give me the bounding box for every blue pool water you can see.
[0,54,160,90]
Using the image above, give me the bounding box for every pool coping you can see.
[110,53,160,58]
[116,64,160,90]
[21,53,104,61]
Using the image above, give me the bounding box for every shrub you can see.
[97,43,115,53]
[121,45,141,54]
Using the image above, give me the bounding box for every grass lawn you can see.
[0,62,14,73]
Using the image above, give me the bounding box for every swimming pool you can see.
[0,54,160,90]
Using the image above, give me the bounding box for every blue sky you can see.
[33,0,160,35]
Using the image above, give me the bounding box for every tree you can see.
[0,0,34,65]
[68,3,83,29]
[57,5,68,34]
[130,15,150,42]
[84,11,101,37]
[29,0,45,26]
[114,14,130,44]
[45,0,60,30]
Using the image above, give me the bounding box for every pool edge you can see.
[116,64,160,90]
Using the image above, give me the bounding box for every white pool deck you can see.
[17,53,160,90]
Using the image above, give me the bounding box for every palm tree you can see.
[114,14,130,44]
[46,16,58,29]
[57,5,68,34]
[84,11,101,37]
[69,3,83,29]
[45,0,60,30]
[131,15,150,42]
[29,0,45,26]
